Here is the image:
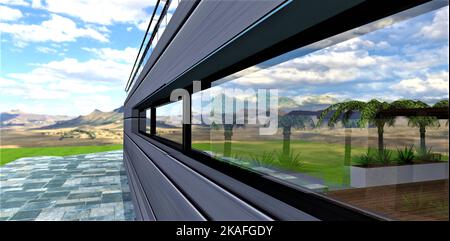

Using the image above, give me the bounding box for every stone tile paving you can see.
[0,150,135,221]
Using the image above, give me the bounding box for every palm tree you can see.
[223,124,233,157]
[433,99,449,108]
[279,113,313,157]
[433,99,449,126]
[390,99,440,152]
[317,99,395,153]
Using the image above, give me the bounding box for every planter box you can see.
[351,162,449,188]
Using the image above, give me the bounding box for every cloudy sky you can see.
[0,0,167,116]
[212,5,449,111]
[1,1,449,117]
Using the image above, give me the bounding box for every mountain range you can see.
[0,110,73,128]
[1,107,124,129]
[42,106,124,129]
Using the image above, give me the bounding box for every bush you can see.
[276,150,304,170]
[374,147,393,165]
[248,151,277,168]
[356,153,374,167]
[397,145,415,164]
[415,146,442,162]
[356,147,393,166]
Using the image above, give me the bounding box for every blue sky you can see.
[206,4,449,112]
[1,1,449,117]
[0,0,165,116]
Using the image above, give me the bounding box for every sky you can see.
[0,0,164,116]
[202,4,449,112]
[1,1,449,117]
[156,4,449,120]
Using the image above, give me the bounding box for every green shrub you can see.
[356,153,374,167]
[415,146,442,162]
[356,147,393,166]
[276,150,304,170]
[397,145,415,164]
[374,147,393,165]
[355,148,377,167]
[249,151,277,168]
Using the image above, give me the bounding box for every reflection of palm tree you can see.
[433,100,449,126]
[391,99,448,152]
[317,106,357,184]
[433,99,449,109]
[222,124,246,157]
[279,114,313,157]
[409,116,440,152]
[392,100,436,152]
[317,99,395,153]
[343,118,358,166]
[223,124,233,157]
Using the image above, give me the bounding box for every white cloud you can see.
[0,77,27,96]
[0,5,23,21]
[3,47,134,102]
[36,0,156,26]
[137,17,156,32]
[137,11,173,35]
[233,49,380,87]
[36,46,57,54]
[82,47,137,64]
[0,14,108,44]
[31,0,42,8]
[294,94,346,106]
[1,53,130,115]
[233,31,448,90]
[418,6,449,40]
[9,57,131,85]
[73,95,118,115]
[0,0,29,6]
[390,71,449,97]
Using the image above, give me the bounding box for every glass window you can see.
[145,108,151,134]
[156,100,183,144]
[192,4,449,220]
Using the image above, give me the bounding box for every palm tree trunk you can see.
[419,125,426,152]
[344,127,352,165]
[282,126,291,157]
[224,124,233,157]
[344,127,352,186]
[377,124,384,153]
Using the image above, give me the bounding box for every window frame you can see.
[137,120,385,220]
[134,2,449,220]
[137,89,387,221]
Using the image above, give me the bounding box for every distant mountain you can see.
[113,106,124,113]
[278,96,301,110]
[41,107,123,129]
[0,110,73,128]
[156,120,177,129]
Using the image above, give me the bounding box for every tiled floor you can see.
[0,150,135,221]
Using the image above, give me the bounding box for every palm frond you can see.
[433,99,449,108]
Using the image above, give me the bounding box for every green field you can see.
[0,145,123,166]
[193,140,448,187]
[193,140,369,186]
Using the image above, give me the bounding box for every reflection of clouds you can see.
[294,94,346,106]
[391,71,449,97]
[213,5,447,91]
[192,4,450,118]
[231,41,447,90]
[213,6,448,105]
[157,101,183,126]
[417,6,449,39]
